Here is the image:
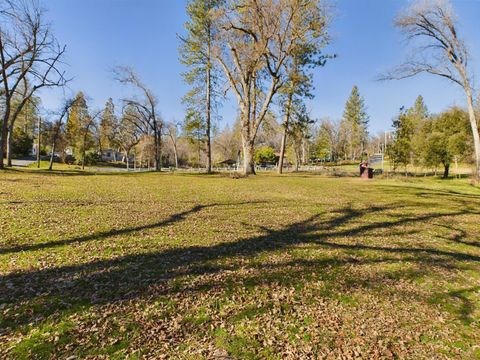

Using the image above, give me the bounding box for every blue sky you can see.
[41,0,480,133]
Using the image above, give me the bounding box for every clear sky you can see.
[40,0,480,133]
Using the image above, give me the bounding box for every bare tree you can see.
[164,120,181,169]
[116,106,142,171]
[47,98,75,171]
[316,118,343,163]
[0,0,67,169]
[114,66,163,171]
[381,0,480,179]
[213,122,242,162]
[213,0,330,175]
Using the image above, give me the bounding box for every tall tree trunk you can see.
[278,128,288,174]
[37,116,41,168]
[154,133,159,171]
[294,146,300,172]
[205,39,212,174]
[49,142,55,171]
[81,132,87,170]
[173,142,178,169]
[0,60,12,170]
[0,124,6,169]
[82,147,86,170]
[465,88,480,180]
[242,138,255,175]
[197,140,201,168]
[6,123,13,166]
[236,150,241,171]
[454,156,459,179]
[153,126,161,171]
[302,138,307,165]
[278,93,293,174]
[159,131,163,170]
[443,163,450,179]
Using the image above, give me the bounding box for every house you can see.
[217,159,238,169]
[101,149,124,162]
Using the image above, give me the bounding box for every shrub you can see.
[254,146,276,164]
[83,151,101,166]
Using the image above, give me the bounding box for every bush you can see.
[254,146,276,164]
[83,151,101,166]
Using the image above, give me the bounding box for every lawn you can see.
[0,170,479,359]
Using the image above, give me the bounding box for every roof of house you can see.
[217,159,237,165]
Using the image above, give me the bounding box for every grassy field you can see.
[0,169,479,359]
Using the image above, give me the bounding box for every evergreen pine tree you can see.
[409,95,429,165]
[65,92,93,163]
[179,0,222,173]
[341,86,369,160]
[183,108,205,167]
[409,95,429,121]
[388,107,416,172]
[99,98,117,151]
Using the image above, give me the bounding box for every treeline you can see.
[12,84,370,170]
[6,78,478,178]
[2,0,480,178]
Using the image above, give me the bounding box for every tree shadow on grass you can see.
[2,168,160,177]
[375,184,480,200]
[0,202,266,255]
[433,223,480,248]
[429,286,480,325]
[1,202,479,335]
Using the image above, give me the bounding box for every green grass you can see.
[0,169,479,359]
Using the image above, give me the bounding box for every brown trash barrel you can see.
[368,168,374,179]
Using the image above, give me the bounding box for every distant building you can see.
[217,159,238,169]
[100,149,133,163]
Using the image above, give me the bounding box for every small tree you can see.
[388,107,416,173]
[254,146,276,165]
[314,118,342,163]
[418,107,471,178]
[183,110,205,167]
[409,95,429,166]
